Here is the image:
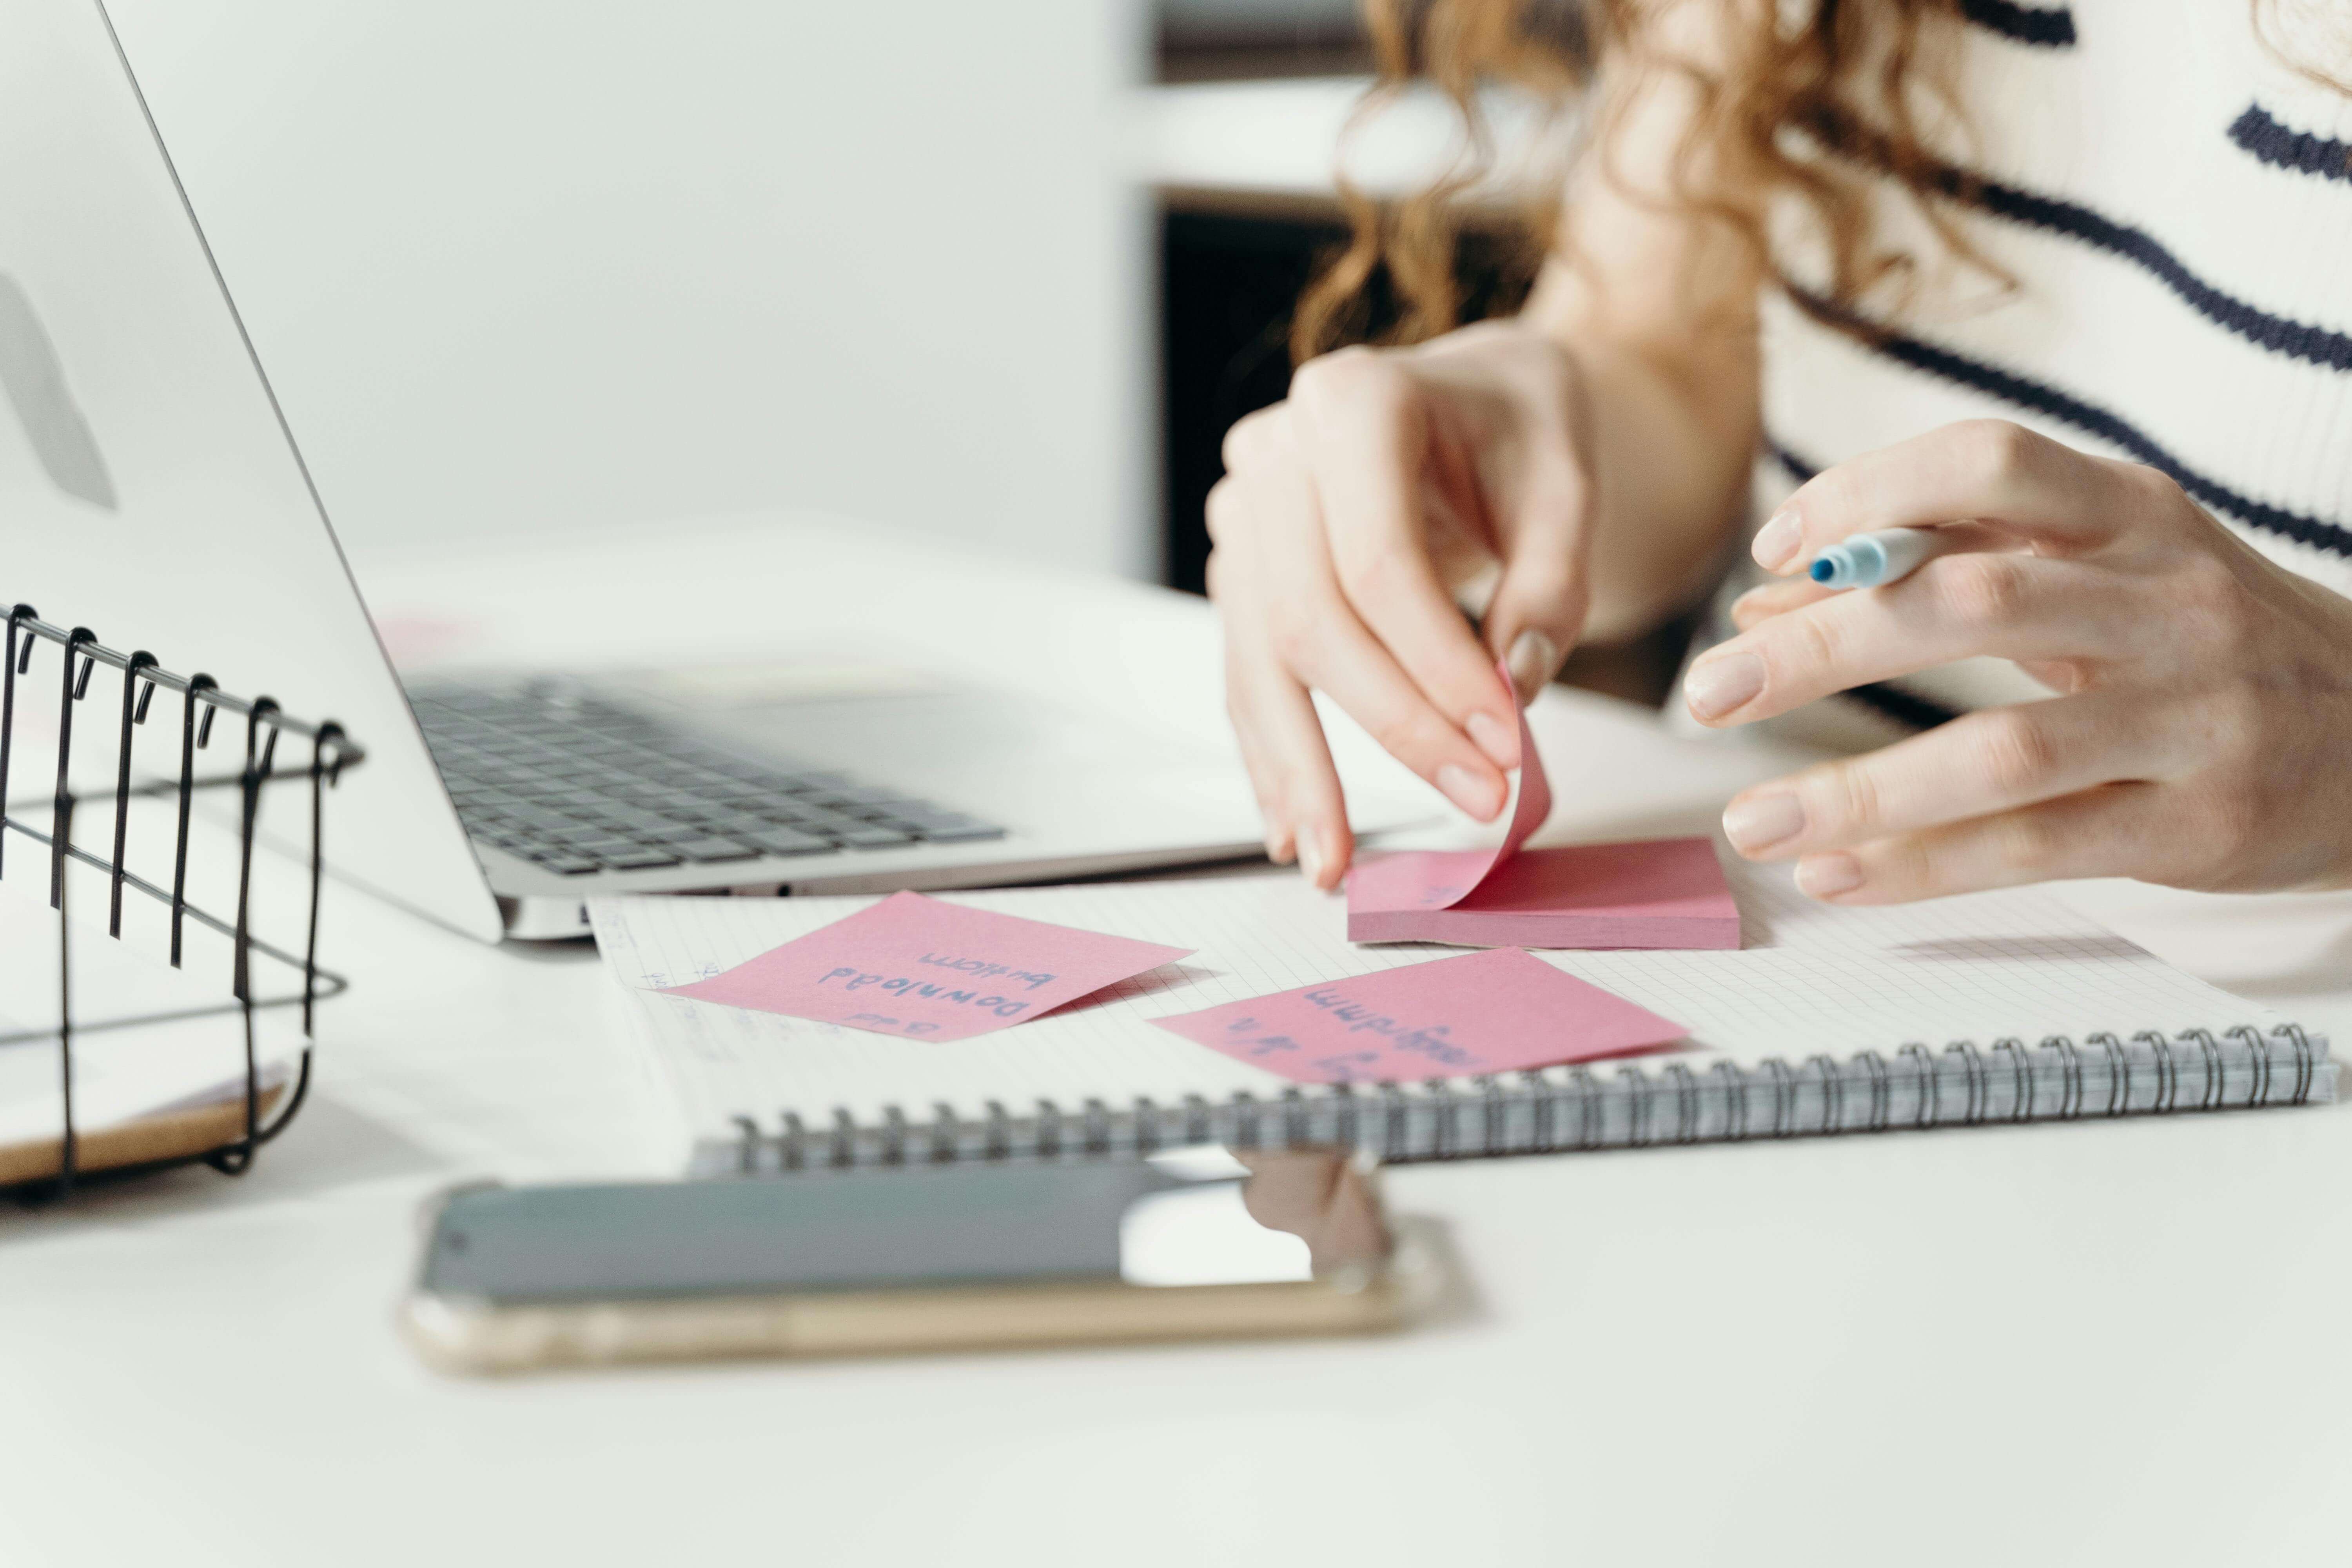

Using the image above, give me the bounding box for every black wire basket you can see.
[0,602,363,1200]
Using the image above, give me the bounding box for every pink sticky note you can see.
[1152,947,1686,1085]
[660,891,1193,1041]
[1345,663,1741,950]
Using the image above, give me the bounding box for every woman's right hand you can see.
[1206,319,1597,889]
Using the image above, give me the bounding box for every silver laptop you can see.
[0,0,1363,942]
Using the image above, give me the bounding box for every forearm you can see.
[1555,323,1759,641]
[1512,19,1766,644]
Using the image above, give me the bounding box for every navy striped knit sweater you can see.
[1743,0,2352,731]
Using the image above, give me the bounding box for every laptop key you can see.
[604,849,683,869]
[566,837,647,857]
[641,822,725,844]
[531,853,604,875]
[835,824,916,848]
[674,838,762,862]
[889,809,1004,837]
[735,828,832,857]
[911,817,1006,843]
[704,813,793,837]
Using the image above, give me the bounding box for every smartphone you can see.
[401,1147,1435,1374]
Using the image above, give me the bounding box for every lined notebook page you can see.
[589,858,2282,1150]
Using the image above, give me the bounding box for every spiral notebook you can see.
[587,860,2337,1176]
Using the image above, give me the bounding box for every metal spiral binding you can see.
[695,1024,2336,1176]
[2049,1034,2083,1120]
[1857,1051,1890,1132]
[2091,1033,2129,1116]
[1901,1044,1937,1128]
[2287,1022,2318,1103]
[1993,1038,2031,1122]
[1762,1057,1795,1138]
[1808,1055,1843,1134]
[1666,1063,1700,1144]
[2137,1030,2178,1114]
[2229,1026,2270,1108]
[1411,1086,1449,1161]
[2173,1029,2211,1114]
[1711,1060,1746,1140]
[1950,1041,1988,1125]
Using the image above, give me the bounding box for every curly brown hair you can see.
[1295,1,2350,365]
[1292,0,1993,364]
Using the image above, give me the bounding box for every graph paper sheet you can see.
[588,857,2283,1149]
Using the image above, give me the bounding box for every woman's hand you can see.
[1207,321,1595,889]
[1689,419,2352,902]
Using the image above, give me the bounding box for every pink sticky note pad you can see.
[1151,947,1687,1085]
[1348,838,1740,949]
[659,891,1193,1041]
[1345,662,1741,950]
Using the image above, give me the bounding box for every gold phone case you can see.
[401,1153,1443,1374]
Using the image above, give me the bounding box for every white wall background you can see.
[101,0,1155,578]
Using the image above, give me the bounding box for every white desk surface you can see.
[9,515,2352,1568]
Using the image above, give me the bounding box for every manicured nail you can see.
[1297,834,1327,887]
[1465,710,1517,768]
[1795,852,1864,899]
[1683,653,1764,720]
[1436,762,1505,820]
[1753,507,1801,571]
[1505,629,1560,705]
[1722,792,1804,855]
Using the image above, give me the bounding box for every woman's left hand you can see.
[1684,419,2352,902]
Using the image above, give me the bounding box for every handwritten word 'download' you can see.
[657,890,1194,1042]
[818,968,1033,1018]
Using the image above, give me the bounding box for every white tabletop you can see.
[7,515,2352,1568]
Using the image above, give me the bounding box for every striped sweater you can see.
[1729,0,2352,739]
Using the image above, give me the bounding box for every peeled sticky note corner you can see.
[657,891,1193,1041]
[1151,947,1687,1085]
[1344,663,1741,950]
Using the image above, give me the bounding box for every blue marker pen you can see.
[1806,526,1949,590]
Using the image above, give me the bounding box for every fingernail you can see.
[1297,835,1326,887]
[1753,507,1801,570]
[1795,852,1864,899]
[1436,762,1505,820]
[1264,832,1294,867]
[1722,792,1804,855]
[1465,710,1517,768]
[1505,629,1560,705]
[1683,653,1764,720]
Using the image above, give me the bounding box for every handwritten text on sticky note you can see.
[658,891,1193,1041]
[1151,947,1685,1085]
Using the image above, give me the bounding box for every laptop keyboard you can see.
[410,684,1005,877]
